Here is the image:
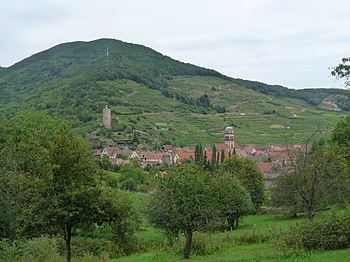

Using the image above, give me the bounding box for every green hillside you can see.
[0,39,348,147]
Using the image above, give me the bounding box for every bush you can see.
[0,236,59,262]
[191,234,222,256]
[282,206,350,251]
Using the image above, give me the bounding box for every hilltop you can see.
[0,38,348,148]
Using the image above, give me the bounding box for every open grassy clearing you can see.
[111,211,350,262]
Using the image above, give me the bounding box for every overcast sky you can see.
[1,0,350,88]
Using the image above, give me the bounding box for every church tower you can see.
[103,105,111,128]
[224,126,235,153]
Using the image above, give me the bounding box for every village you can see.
[95,106,303,186]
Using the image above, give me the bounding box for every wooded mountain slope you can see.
[0,39,347,147]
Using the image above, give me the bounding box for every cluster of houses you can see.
[94,142,293,170]
[94,126,307,187]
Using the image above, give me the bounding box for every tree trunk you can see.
[307,207,314,220]
[183,228,193,259]
[227,215,235,231]
[235,217,239,229]
[64,224,72,262]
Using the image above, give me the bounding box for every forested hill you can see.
[0,38,348,147]
[1,38,223,91]
[0,38,224,118]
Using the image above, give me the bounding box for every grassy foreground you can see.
[110,214,350,262]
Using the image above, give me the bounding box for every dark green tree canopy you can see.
[219,157,265,210]
[0,112,138,262]
[149,164,216,259]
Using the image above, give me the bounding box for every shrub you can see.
[191,234,222,256]
[282,206,350,251]
[0,236,59,262]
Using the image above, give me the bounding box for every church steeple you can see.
[224,126,235,153]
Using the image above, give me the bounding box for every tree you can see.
[270,171,303,217]
[0,113,61,241]
[211,145,217,171]
[271,143,350,220]
[0,113,137,262]
[98,188,140,255]
[100,154,112,170]
[219,157,264,210]
[194,144,203,164]
[221,149,225,163]
[149,164,215,259]
[214,173,253,230]
[331,115,350,156]
[332,57,350,86]
[118,164,150,192]
[35,123,100,262]
[199,93,211,108]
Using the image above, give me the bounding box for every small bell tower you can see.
[224,126,235,153]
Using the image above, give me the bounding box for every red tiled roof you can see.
[104,147,120,156]
[235,149,247,157]
[94,149,103,156]
[142,152,164,160]
[177,151,195,161]
[255,150,266,156]
[258,162,274,172]
[244,146,256,155]
[214,143,230,151]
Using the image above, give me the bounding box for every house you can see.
[129,151,141,159]
[94,149,103,157]
[101,147,120,158]
[270,145,287,151]
[243,145,257,155]
[110,158,130,165]
[235,149,248,157]
[162,145,174,152]
[258,162,282,188]
[140,152,164,166]
[258,162,274,173]
[173,151,195,163]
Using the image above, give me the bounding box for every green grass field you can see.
[111,211,350,262]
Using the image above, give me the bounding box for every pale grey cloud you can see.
[1,0,349,88]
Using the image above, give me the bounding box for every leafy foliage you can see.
[272,143,350,220]
[332,57,350,87]
[219,157,265,210]
[282,206,350,251]
[0,113,139,262]
[213,174,253,230]
[149,164,216,258]
[332,115,350,153]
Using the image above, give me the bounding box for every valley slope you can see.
[0,38,347,147]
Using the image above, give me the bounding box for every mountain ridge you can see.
[0,38,347,147]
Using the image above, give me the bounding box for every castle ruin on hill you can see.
[103,105,111,128]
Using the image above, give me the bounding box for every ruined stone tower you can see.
[103,105,111,128]
[224,126,235,153]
